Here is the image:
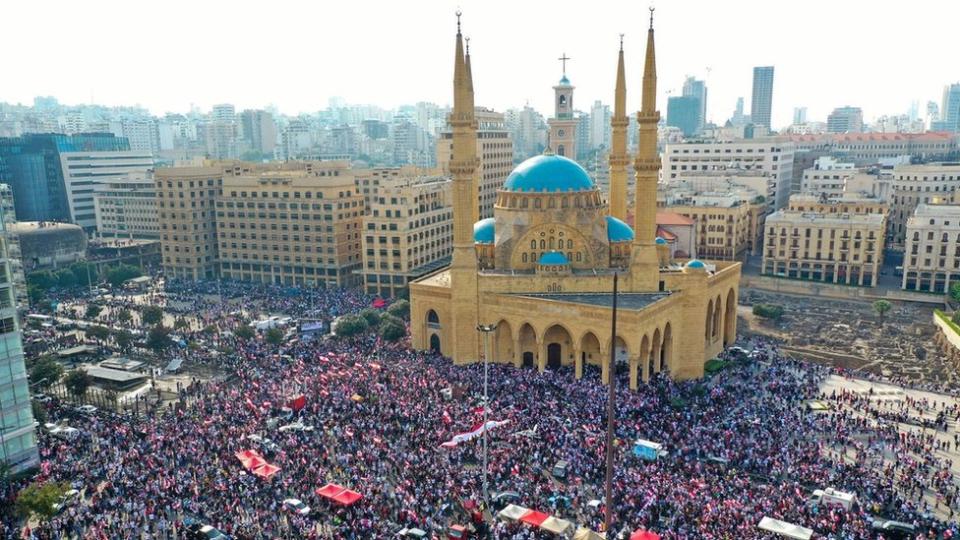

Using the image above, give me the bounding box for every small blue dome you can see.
[503,154,594,193]
[473,218,494,244]
[686,259,706,269]
[655,237,668,245]
[538,251,569,265]
[606,216,635,242]
[559,75,571,85]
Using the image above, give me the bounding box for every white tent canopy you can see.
[498,504,530,522]
[540,516,573,535]
[573,527,605,540]
[758,517,813,540]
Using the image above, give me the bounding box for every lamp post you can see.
[476,323,497,509]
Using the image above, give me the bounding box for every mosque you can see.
[409,12,741,386]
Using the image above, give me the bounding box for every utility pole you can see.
[476,322,497,509]
[604,273,618,534]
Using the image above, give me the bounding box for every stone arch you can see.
[640,334,651,382]
[580,331,603,379]
[705,298,713,341]
[661,323,672,373]
[518,323,537,368]
[494,320,514,364]
[612,335,629,376]
[426,309,440,325]
[712,295,722,339]
[650,328,662,376]
[723,288,737,347]
[542,323,574,370]
[429,334,441,353]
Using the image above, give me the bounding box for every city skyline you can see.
[4,0,958,129]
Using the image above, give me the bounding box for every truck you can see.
[808,488,857,511]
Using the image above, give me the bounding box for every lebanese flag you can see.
[440,420,510,448]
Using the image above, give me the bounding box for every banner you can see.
[440,419,510,448]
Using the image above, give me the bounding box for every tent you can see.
[235,450,266,470]
[287,394,306,411]
[519,510,549,527]
[539,516,573,535]
[573,528,605,540]
[316,483,346,499]
[498,504,529,522]
[758,517,813,540]
[332,489,363,506]
[630,531,661,540]
[252,463,280,479]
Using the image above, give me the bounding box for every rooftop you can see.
[510,292,671,312]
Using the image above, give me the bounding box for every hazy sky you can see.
[5,0,957,128]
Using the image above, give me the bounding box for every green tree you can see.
[116,309,132,324]
[84,304,103,319]
[146,325,173,352]
[27,271,56,291]
[752,303,785,320]
[28,357,63,389]
[104,264,142,287]
[265,327,284,345]
[335,315,369,337]
[359,308,381,327]
[113,329,134,350]
[55,269,78,289]
[69,262,97,287]
[141,306,164,326]
[951,282,960,303]
[386,299,410,320]
[873,299,892,325]
[952,311,960,325]
[234,325,255,340]
[85,325,110,342]
[63,369,91,399]
[174,317,190,331]
[31,401,48,424]
[27,284,45,305]
[379,318,406,341]
[15,481,69,522]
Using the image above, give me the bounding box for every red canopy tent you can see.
[252,463,280,479]
[331,489,363,506]
[235,450,267,470]
[630,531,661,540]
[519,510,550,527]
[315,483,346,499]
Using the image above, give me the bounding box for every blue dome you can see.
[686,259,706,269]
[655,237,668,245]
[538,251,569,265]
[503,154,594,193]
[606,216,635,242]
[559,75,571,85]
[473,218,494,244]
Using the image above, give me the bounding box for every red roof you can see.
[519,510,550,527]
[331,489,363,506]
[656,226,677,241]
[315,483,346,499]
[656,212,694,226]
[783,131,954,143]
[252,463,280,479]
[630,531,661,540]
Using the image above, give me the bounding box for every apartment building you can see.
[94,171,159,239]
[902,204,960,292]
[889,163,960,246]
[662,192,764,260]
[156,163,225,280]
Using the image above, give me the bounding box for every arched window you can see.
[522,253,528,263]
[534,198,541,209]
[561,197,568,208]
[567,239,573,249]
[557,145,565,157]
[576,252,582,261]
[530,240,536,249]
[567,251,573,260]
[548,198,556,208]
[549,237,555,249]
[540,239,546,250]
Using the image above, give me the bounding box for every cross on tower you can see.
[558,53,571,77]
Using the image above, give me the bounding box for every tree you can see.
[116,309,132,324]
[335,315,369,337]
[379,318,406,341]
[15,481,69,522]
[234,325,255,340]
[174,317,190,331]
[104,264,143,287]
[752,303,785,320]
[113,329,134,350]
[146,325,173,352]
[28,357,63,389]
[387,299,410,320]
[27,271,56,291]
[359,308,381,327]
[85,325,110,342]
[141,306,164,326]
[85,304,103,319]
[951,282,960,303]
[265,327,284,345]
[55,269,78,289]
[63,369,91,399]
[69,262,97,287]
[873,299,892,325]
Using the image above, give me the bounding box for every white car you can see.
[33,394,52,403]
[44,423,81,440]
[246,434,280,453]
[74,405,97,415]
[282,498,311,515]
[278,421,314,433]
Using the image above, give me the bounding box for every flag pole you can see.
[604,272,618,534]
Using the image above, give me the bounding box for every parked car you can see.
[278,421,314,433]
[183,519,231,540]
[871,519,916,539]
[44,422,81,440]
[74,405,97,415]
[33,394,52,403]
[246,434,280,455]
[282,498,311,515]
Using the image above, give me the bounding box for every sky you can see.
[4,0,958,129]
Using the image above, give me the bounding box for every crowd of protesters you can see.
[4,279,960,539]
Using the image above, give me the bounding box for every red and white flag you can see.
[440,420,510,448]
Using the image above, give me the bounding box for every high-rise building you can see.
[793,107,807,125]
[207,104,238,160]
[681,76,707,133]
[239,110,277,157]
[666,96,701,137]
[0,133,129,223]
[731,97,746,126]
[113,117,160,155]
[547,61,578,159]
[939,83,960,133]
[827,106,864,134]
[0,186,36,473]
[361,172,452,297]
[589,101,611,151]
[751,66,775,130]
[156,162,225,280]
[59,150,154,231]
[505,105,546,161]
[94,171,160,239]
[437,108,513,220]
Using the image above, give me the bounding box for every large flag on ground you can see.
[440,420,510,448]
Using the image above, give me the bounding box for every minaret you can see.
[609,35,629,221]
[631,7,661,290]
[464,38,480,226]
[448,12,480,363]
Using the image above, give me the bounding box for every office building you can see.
[112,118,161,155]
[666,96,700,137]
[827,106,864,134]
[156,162,225,280]
[94,171,159,239]
[207,104,238,160]
[240,109,277,157]
[783,132,958,167]
[800,157,857,198]
[681,76,707,133]
[589,101,611,150]
[59,150,154,231]
[751,66,775,130]
[936,84,960,133]
[661,191,764,260]
[888,163,960,246]
[362,172,452,297]
[793,107,807,125]
[0,133,129,223]
[902,204,960,292]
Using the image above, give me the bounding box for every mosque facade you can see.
[409,13,741,386]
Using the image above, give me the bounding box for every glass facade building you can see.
[667,96,701,137]
[0,133,130,222]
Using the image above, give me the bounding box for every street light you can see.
[476,322,497,509]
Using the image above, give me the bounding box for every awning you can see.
[520,510,549,527]
[573,528,605,540]
[252,463,280,479]
[316,483,346,499]
[332,489,363,506]
[758,517,813,540]
[540,516,573,534]
[630,531,661,540]
[498,504,529,522]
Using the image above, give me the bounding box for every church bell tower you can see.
[548,53,578,159]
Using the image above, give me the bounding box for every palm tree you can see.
[873,299,892,325]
